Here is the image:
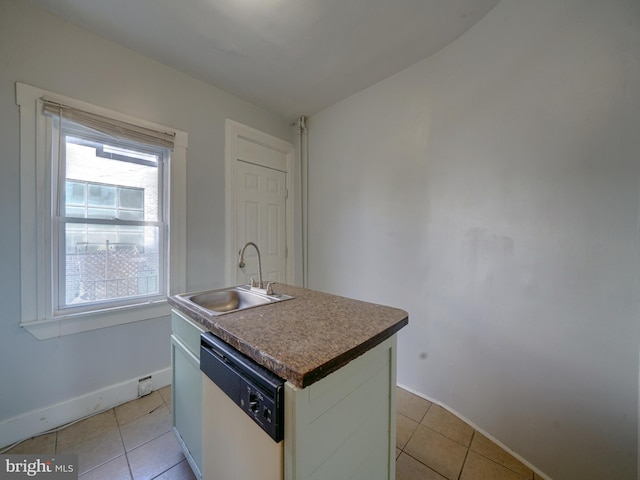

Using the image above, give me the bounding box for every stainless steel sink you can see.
[178,285,293,316]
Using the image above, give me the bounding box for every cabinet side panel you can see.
[286,335,396,480]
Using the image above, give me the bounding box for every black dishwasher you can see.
[200,332,285,442]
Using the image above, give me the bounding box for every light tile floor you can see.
[396,387,543,480]
[3,386,541,480]
[3,386,193,480]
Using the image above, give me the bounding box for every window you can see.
[17,83,187,339]
[52,119,167,313]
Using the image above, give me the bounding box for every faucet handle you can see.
[266,282,275,295]
[248,277,255,288]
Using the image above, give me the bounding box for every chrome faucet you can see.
[238,241,265,290]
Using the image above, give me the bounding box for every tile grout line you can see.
[75,408,125,478]
[457,429,476,480]
[400,416,419,453]
[400,449,450,479]
[124,388,175,480]
[469,448,534,479]
[114,408,136,480]
[396,393,433,452]
[396,388,537,479]
[465,429,534,479]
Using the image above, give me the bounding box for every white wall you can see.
[0,0,291,442]
[307,1,640,479]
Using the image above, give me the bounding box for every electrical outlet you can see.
[138,376,153,397]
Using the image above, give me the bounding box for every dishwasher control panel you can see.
[241,384,277,431]
[200,332,284,442]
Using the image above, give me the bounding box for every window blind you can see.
[42,100,175,149]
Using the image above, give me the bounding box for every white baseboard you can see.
[396,382,551,480]
[1,367,171,449]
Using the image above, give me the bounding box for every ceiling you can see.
[28,0,500,121]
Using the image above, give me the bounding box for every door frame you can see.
[224,119,295,286]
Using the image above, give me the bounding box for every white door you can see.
[225,120,294,287]
[235,161,287,286]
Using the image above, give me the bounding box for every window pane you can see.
[65,181,146,221]
[87,207,116,219]
[60,128,165,310]
[87,224,116,233]
[118,210,144,221]
[118,225,144,247]
[88,184,116,207]
[64,224,161,306]
[66,181,86,205]
[119,187,144,210]
[66,207,86,218]
[65,230,87,254]
[65,139,160,222]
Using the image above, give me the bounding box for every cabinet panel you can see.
[171,309,205,479]
[171,310,204,358]
[172,336,202,478]
[285,335,397,480]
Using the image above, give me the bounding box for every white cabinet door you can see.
[171,337,202,479]
[171,311,205,479]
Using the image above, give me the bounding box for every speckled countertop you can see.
[168,284,408,388]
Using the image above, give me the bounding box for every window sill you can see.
[20,300,171,339]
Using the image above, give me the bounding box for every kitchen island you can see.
[168,284,408,480]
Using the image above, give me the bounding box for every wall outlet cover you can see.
[138,377,153,397]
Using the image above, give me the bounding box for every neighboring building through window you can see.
[60,129,165,309]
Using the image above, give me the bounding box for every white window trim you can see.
[16,82,187,339]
